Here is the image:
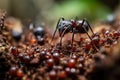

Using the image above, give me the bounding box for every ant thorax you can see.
[58,20,72,28]
[58,20,72,36]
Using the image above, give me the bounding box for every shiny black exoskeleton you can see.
[52,17,94,45]
[12,29,22,41]
[33,26,45,38]
[33,23,45,45]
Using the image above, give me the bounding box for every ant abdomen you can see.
[77,20,89,33]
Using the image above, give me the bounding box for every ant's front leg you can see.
[81,19,92,41]
[83,18,94,35]
[51,17,64,42]
[59,27,69,46]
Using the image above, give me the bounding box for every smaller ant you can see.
[32,23,45,45]
[51,17,95,46]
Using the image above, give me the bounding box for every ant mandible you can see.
[51,17,95,46]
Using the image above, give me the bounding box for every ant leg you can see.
[51,18,63,42]
[72,16,78,44]
[59,36,63,46]
[84,18,94,35]
[71,28,75,46]
[59,27,69,46]
[81,19,99,52]
[81,19,92,40]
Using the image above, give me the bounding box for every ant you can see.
[51,17,95,46]
[32,23,45,45]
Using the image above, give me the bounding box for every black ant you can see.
[51,17,95,46]
[32,23,45,45]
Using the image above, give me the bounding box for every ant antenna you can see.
[83,18,94,35]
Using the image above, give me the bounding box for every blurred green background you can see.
[0,0,119,29]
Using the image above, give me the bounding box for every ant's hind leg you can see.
[71,28,75,46]
[84,18,94,35]
[81,19,100,52]
[81,19,92,41]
